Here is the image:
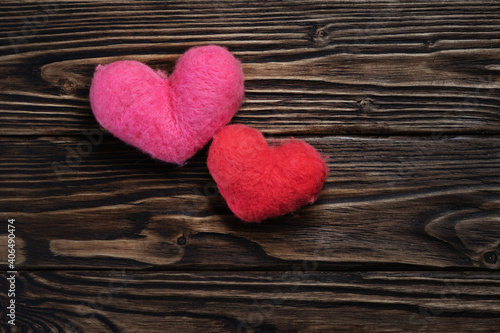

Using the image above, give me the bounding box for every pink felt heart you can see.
[207,124,328,223]
[89,45,244,165]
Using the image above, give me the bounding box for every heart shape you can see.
[207,124,328,223]
[89,45,244,165]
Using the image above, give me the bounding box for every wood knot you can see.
[316,28,328,39]
[484,251,497,264]
[359,98,374,112]
[59,78,76,94]
[177,235,186,246]
[313,27,330,45]
[425,39,437,48]
[425,208,500,269]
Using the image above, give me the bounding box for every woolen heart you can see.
[207,124,328,223]
[89,45,244,165]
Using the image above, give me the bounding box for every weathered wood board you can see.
[1,136,499,270]
[0,1,499,135]
[2,271,500,332]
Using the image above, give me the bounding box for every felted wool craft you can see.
[207,124,328,223]
[89,45,244,165]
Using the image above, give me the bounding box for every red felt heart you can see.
[208,124,328,223]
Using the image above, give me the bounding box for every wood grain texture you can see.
[2,1,500,331]
[1,135,499,270]
[2,271,500,332]
[0,0,499,135]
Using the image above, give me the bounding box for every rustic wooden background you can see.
[1,0,500,332]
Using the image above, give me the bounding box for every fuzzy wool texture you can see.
[89,45,244,165]
[207,124,328,223]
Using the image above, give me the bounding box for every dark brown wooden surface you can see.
[1,0,500,332]
[1,0,499,136]
[2,271,500,333]
[1,135,500,271]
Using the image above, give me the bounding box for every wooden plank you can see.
[1,0,499,135]
[1,270,500,332]
[1,135,499,269]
